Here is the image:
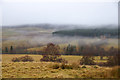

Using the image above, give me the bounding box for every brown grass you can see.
[2,62,113,78]
[2,54,114,78]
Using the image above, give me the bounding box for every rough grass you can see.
[2,62,113,78]
[2,54,115,78]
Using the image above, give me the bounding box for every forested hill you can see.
[52,28,118,38]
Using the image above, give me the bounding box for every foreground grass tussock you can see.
[2,62,114,78]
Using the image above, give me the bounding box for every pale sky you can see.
[1,0,119,26]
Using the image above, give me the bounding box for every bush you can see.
[40,55,67,63]
[80,56,95,65]
[20,55,34,62]
[12,55,34,62]
[40,55,49,62]
[40,43,67,63]
[12,57,20,62]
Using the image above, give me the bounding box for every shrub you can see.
[40,55,49,62]
[12,57,20,62]
[12,55,34,62]
[40,43,68,63]
[40,55,67,63]
[80,56,95,65]
[19,55,34,62]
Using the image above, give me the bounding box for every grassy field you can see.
[2,54,107,63]
[2,54,114,78]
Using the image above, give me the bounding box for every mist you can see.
[3,29,111,47]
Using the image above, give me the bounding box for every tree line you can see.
[2,43,118,57]
[53,28,118,38]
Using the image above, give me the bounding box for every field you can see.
[2,54,114,78]
[2,27,119,78]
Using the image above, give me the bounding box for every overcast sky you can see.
[2,0,119,26]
